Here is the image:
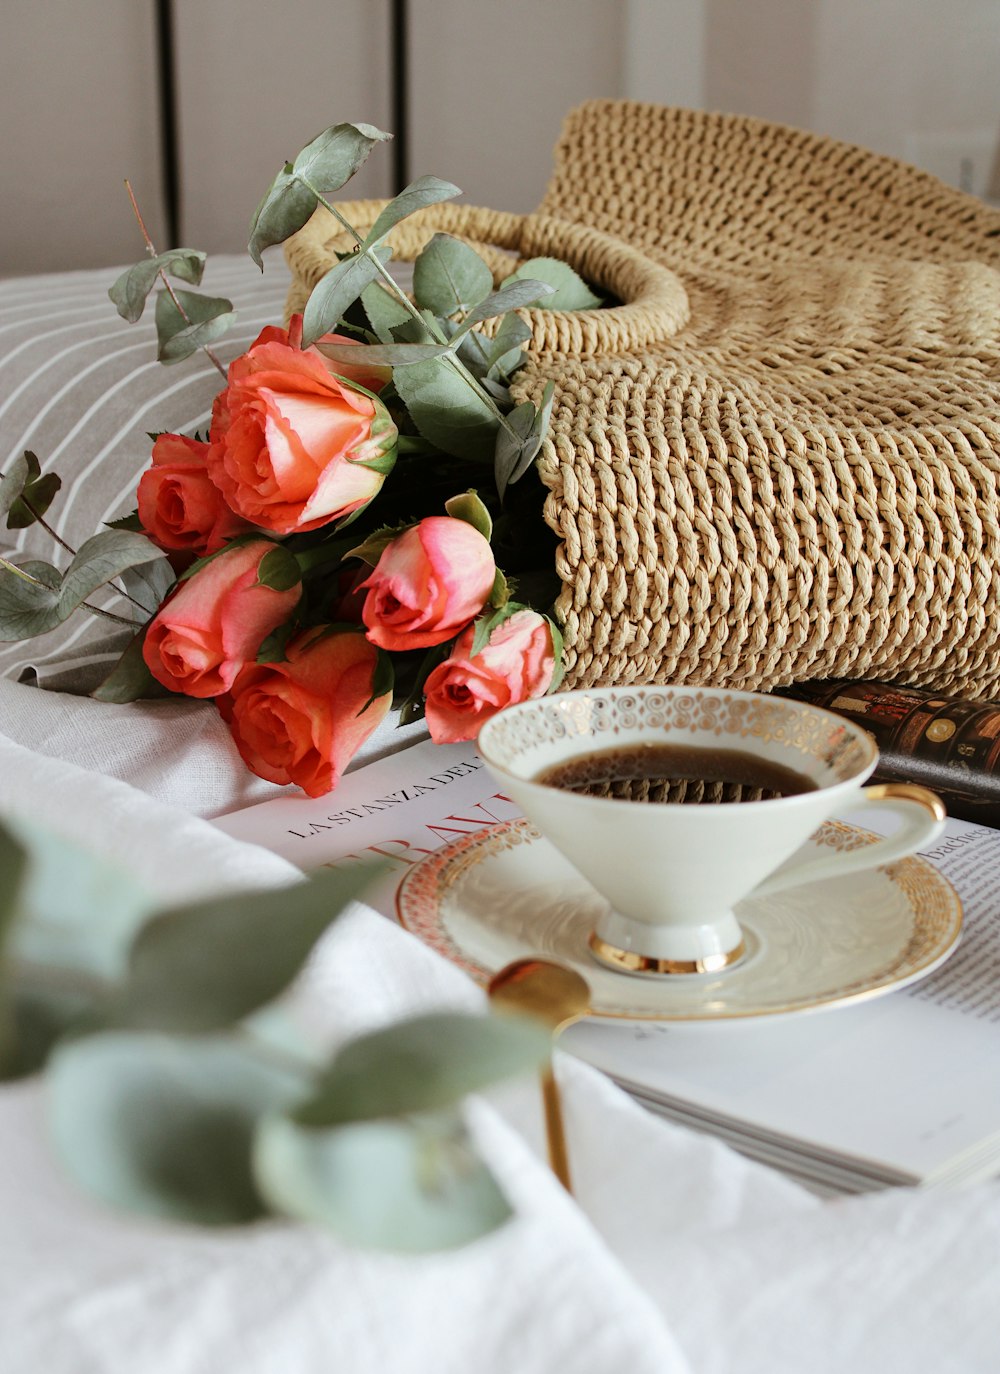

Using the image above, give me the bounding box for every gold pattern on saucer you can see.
[395,817,963,1023]
[588,932,747,976]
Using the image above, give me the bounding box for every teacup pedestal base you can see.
[589,909,747,977]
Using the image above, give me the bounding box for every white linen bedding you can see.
[2,262,1000,1374]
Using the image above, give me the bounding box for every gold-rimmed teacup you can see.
[477,686,946,977]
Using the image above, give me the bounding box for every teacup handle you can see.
[752,783,947,898]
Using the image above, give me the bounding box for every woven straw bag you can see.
[285,101,1000,697]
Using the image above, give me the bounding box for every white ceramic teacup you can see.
[477,685,946,976]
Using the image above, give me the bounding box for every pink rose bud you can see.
[361,516,496,652]
[423,609,558,744]
[207,319,397,536]
[218,627,392,797]
[137,433,252,557]
[142,540,300,698]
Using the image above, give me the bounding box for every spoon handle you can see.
[540,1062,573,1193]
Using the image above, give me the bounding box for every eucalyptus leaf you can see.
[292,1011,550,1127]
[362,177,461,250]
[5,979,102,1081]
[155,289,237,364]
[0,559,63,639]
[58,531,162,620]
[108,249,206,323]
[248,164,321,271]
[317,340,450,368]
[91,626,171,704]
[495,382,554,499]
[493,399,537,502]
[5,817,153,981]
[412,233,494,317]
[361,281,412,343]
[485,313,532,367]
[454,329,493,379]
[392,356,497,461]
[119,555,175,614]
[301,247,392,348]
[0,823,28,947]
[506,257,603,311]
[49,1033,304,1225]
[7,472,61,531]
[254,1109,512,1251]
[444,491,492,540]
[0,452,31,524]
[451,278,554,342]
[113,864,385,1032]
[248,122,390,269]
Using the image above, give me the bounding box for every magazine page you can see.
[568,817,1000,1184]
[217,745,1000,1184]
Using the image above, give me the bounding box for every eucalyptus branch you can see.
[124,180,229,382]
[0,556,143,629]
[300,179,523,444]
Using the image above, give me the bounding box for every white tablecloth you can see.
[2,677,1000,1374]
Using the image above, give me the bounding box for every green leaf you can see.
[248,123,391,269]
[506,257,602,311]
[112,864,385,1033]
[0,822,28,948]
[5,818,153,982]
[253,1108,512,1251]
[256,545,302,593]
[3,451,61,531]
[108,250,206,323]
[49,1033,304,1225]
[392,356,497,461]
[454,329,493,378]
[91,625,171,703]
[154,289,236,364]
[361,281,412,343]
[494,381,554,500]
[248,163,321,271]
[444,491,492,540]
[118,554,174,614]
[362,177,461,250]
[316,340,450,368]
[451,278,555,342]
[58,530,162,620]
[0,559,63,639]
[0,452,32,524]
[412,233,494,317]
[484,314,532,378]
[546,613,566,691]
[292,1011,550,1127]
[301,247,392,349]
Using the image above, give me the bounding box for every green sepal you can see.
[256,546,302,593]
[443,490,492,541]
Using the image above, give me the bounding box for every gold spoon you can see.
[488,958,592,1193]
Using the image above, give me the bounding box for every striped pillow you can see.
[0,256,292,693]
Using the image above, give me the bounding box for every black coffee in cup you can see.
[534,742,818,804]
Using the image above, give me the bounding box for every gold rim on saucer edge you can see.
[394,818,964,1022]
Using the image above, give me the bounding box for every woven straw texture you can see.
[286,101,1000,696]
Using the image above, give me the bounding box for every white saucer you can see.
[395,818,963,1021]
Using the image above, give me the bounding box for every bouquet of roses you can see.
[0,121,603,796]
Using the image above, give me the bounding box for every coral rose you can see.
[218,627,391,796]
[142,540,300,698]
[361,516,496,652]
[423,609,558,744]
[206,316,397,536]
[137,433,251,556]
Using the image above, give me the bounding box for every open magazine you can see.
[215,715,1000,1196]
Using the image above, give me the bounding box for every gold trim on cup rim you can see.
[588,932,747,976]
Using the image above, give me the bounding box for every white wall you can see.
[4,0,1000,274]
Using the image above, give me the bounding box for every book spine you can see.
[777,681,1000,827]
